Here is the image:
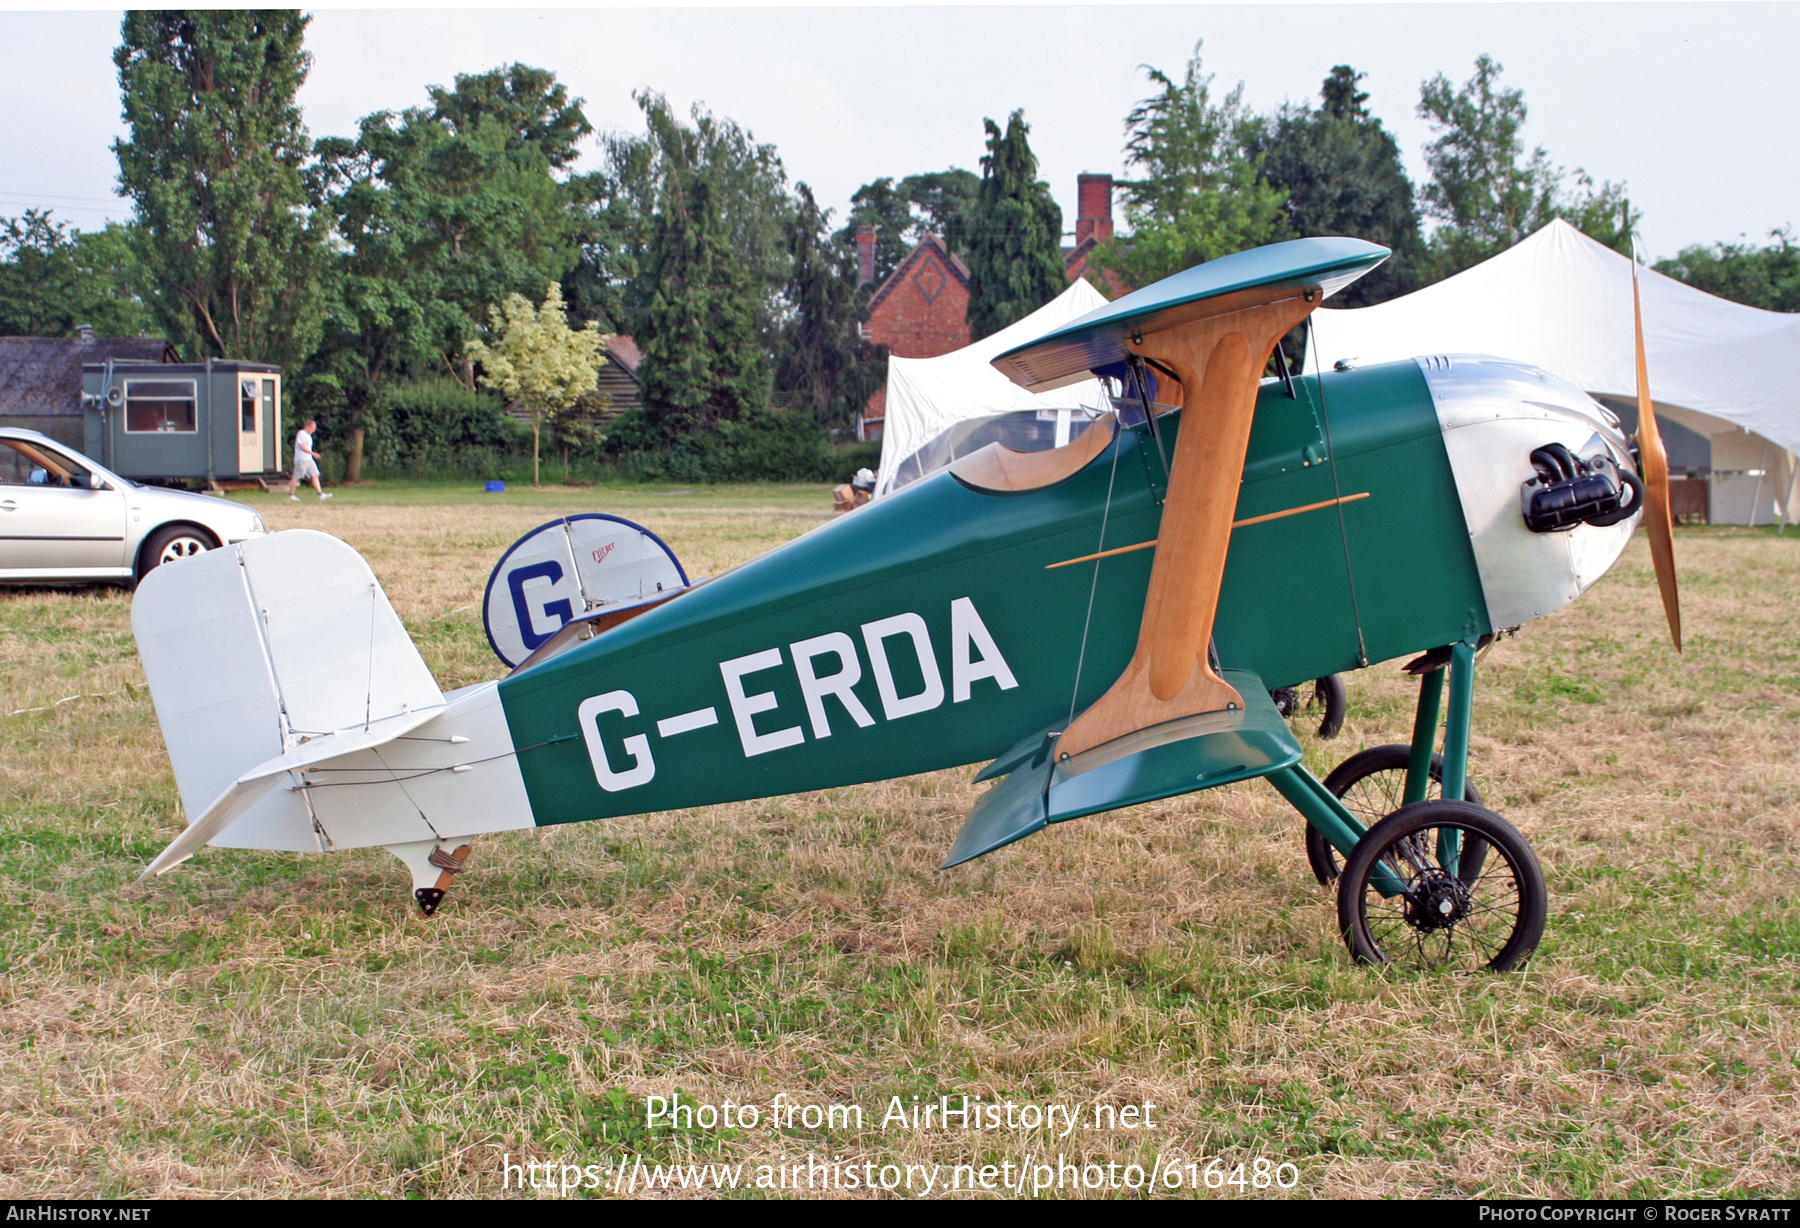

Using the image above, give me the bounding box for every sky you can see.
[0,3,1793,262]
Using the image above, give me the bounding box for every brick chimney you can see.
[856,224,877,286]
[1075,174,1114,247]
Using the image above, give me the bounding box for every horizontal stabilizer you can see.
[972,722,1061,784]
[946,729,1061,866]
[139,707,443,878]
[942,671,1300,868]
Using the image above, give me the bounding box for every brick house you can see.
[855,233,972,435]
[857,173,1121,441]
[1061,172,1122,291]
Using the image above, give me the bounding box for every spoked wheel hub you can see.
[1402,867,1472,931]
[1337,800,1548,972]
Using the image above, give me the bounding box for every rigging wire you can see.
[1307,315,1370,667]
[370,743,445,840]
[363,582,378,733]
[1067,419,1126,728]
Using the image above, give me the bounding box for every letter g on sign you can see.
[578,691,656,791]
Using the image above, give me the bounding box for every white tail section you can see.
[133,531,542,873]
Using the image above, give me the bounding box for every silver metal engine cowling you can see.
[1419,355,1640,630]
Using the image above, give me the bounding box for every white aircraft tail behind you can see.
[132,530,534,909]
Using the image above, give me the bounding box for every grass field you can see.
[1,479,1797,1198]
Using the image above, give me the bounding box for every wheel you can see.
[1308,744,1486,885]
[1336,800,1546,972]
[1270,674,1347,740]
[141,524,215,577]
[1312,674,1347,739]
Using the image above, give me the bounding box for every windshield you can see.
[887,409,1108,494]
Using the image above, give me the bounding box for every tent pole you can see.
[1781,451,1799,536]
[1749,439,1769,529]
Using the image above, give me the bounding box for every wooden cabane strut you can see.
[1058,293,1318,757]
[988,238,1392,762]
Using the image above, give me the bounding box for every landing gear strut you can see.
[1265,640,1547,970]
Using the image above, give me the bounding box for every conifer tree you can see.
[113,10,325,367]
[632,103,770,448]
[1257,66,1426,306]
[964,111,1065,340]
[779,184,881,426]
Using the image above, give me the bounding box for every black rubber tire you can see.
[1270,674,1349,740]
[1308,744,1486,885]
[1336,800,1546,973]
[140,524,215,578]
[1312,674,1347,739]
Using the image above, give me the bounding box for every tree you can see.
[1257,66,1425,306]
[112,10,326,369]
[1092,42,1292,288]
[307,129,448,481]
[833,168,980,286]
[578,91,791,348]
[598,92,790,448]
[903,170,979,256]
[0,212,154,337]
[547,391,608,483]
[1417,55,1637,277]
[1657,227,1800,313]
[426,63,592,169]
[777,183,883,426]
[310,63,594,479]
[835,178,914,286]
[964,110,1065,340]
[466,283,606,487]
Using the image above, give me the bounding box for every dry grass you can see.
[1,478,1796,1198]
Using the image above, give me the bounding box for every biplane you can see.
[131,236,1681,972]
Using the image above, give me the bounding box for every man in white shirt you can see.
[287,419,332,501]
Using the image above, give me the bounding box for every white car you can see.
[0,427,266,585]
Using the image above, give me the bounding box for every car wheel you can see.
[141,524,216,578]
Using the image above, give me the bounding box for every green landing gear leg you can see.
[1325,639,1548,971]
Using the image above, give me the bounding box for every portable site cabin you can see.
[82,359,283,484]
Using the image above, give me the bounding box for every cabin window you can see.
[124,380,197,433]
[240,380,257,432]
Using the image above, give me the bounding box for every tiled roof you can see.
[605,334,643,374]
[0,337,175,417]
[866,234,970,317]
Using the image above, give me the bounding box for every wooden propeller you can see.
[1631,252,1682,652]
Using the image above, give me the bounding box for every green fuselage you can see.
[497,360,1488,827]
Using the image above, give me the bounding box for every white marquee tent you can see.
[874,278,1112,498]
[1311,219,1800,525]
